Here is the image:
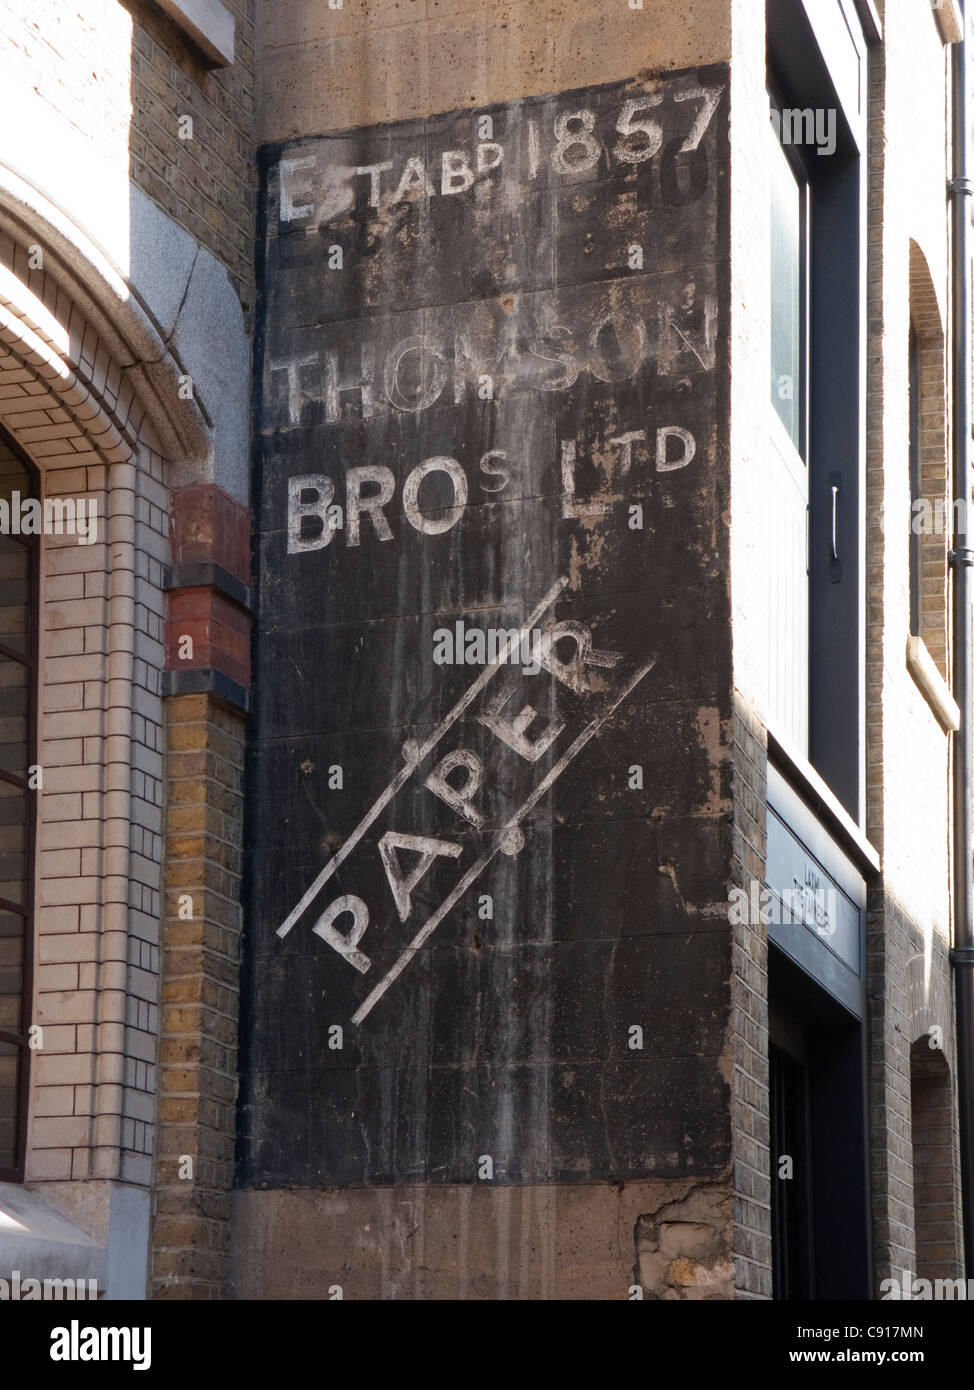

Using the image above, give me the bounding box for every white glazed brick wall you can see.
[32,435,169,1186]
[0,229,170,1187]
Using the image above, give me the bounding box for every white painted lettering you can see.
[279,155,316,221]
[324,344,375,422]
[313,895,372,973]
[288,475,336,553]
[393,156,434,201]
[534,621,621,695]
[561,439,608,519]
[379,831,463,921]
[655,426,696,472]
[477,674,565,763]
[476,141,504,176]
[346,465,395,545]
[354,161,394,206]
[424,749,486,827]
[402,457,468,535]
[385,337,447,412]
[441,150,475,195]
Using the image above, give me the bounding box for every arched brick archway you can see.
[0,224,174,1192]
[0,193,253,1296]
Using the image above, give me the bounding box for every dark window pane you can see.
[0,910,21,937]
[0,659,28,777]
[0,785,27,905]
[0,432,36,1179]
[0,911,24,1040]
[0,1040,19,1170]
[0,940,22,1031]
[0,448,30,502]
[0,536,29,655]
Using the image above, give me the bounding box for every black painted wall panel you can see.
[239,66,733,1188]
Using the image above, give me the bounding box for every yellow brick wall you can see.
[870,1,951,937]
[0,0,255,294]
[128,0,255,293]
[863,0,962,1286]
[154,691,244,1298]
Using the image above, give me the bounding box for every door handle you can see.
[829,471,841,581]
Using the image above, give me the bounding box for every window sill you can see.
[152,0,234,68]
[931,0,964,44]
[767,728,880,876]
[907,635,960,732]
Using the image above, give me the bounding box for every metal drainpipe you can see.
[949,0,974,1280]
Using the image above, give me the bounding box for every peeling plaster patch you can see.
[635,1184,734,1300]
[694,707,731,813]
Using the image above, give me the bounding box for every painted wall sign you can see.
[765,766,867,1019]
[766,805,861,972]
[241,68,733,1187]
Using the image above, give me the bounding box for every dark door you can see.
[769,945,872,1299]
[770,1040,814,1299]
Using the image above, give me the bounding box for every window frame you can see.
[769,81,813,468]
[768,0,869,825]
[909,321,921,639]
[0,425,41,1184]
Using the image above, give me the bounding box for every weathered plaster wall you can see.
[257,0,732,143]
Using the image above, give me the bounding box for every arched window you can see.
[910,1037,960,1281]
[907,242,949,677]
[0,426,39,1181]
